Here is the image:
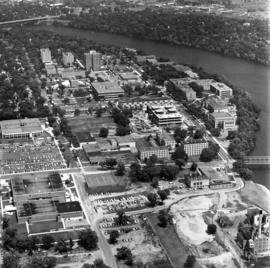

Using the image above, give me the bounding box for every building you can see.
[136,137,169,160]
[183,137,208,156]
[156,130,176,151]
[184,173,210,189]
[237,210,270,257]
[91,82,124,101]
[119,72,142,86]
[192,79,215,91]
[169,78,196,101]
[208,111,236,130]
[148,104,182,127]
[45,63,57,76]
[0,118,43,139]
[114,135,136,152]
[85,50,101,71]
[40,48,51,63]
[10,173,65,204]
[11,173,83,224]
[136,55,157,64]
[210,82,233,99]
[62,52,74,66]
[204,96,236,114]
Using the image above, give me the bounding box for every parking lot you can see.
[92,193,148,214]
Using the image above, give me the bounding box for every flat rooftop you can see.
[11,173,64,196]
[150,105,182,119]
[56,201,82,214]
[136,138,167,151]
[211,82,233,91]
[119,72,139,80]
[0,118,42,135]
[211,111,234,118]
[92,82,124,95]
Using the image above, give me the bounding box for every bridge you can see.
[243,156,270,165]
[0,15,61,26]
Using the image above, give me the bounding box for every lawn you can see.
[146,212,189,268]
[29,221,64,234]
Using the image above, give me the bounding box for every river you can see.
[27,25,270,188]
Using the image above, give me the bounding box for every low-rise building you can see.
[0,118,43,139]
[136,137,169,160]
[148,104,182,127]
[208,111,237,130]
[119,72,142,86]
[184,173,210,189]
[60,69,86,79]
[183,137,208,156]
[156,130,176,151]
[210,82,233,99]
[169,78,196,101]
[40,48,51,63]
[204,96,236,114]
[91,82,124,101]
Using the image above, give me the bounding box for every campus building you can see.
[40,48,51,63]
[136,137,169,160]
[183,137,209,156]
[60,69,86,80]
[237,209,270,257]
[119,72,142,86]
[62,52,74,66]
[184,173,210,189]
[0,118,43,139]
[85,50,101,71]
[210,82,233,99]
[204,96,236,114]
[156,130,176,151]
[208,111,237,130]
[91,82,124,101]
[169,78,197,101]
[11,173,83,224]
[148,105,182,127]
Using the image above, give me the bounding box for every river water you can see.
[27,25,270,188]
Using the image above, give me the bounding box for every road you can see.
[0,15,61,25]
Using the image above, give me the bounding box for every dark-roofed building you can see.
[56,201,83,219]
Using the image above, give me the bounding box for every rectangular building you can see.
[169,78,197,101]
[92,82,124,101]
[85,50,101,71]
[210,82,233,99]
[184,174,210,189]
[183,138,208,156]
[40,48,51,63]
[208,111,236,130]
[148,105,182,127]
[62,52,74,66]
[156,130,176,151]
[136,138,169,160]
[0,118,43,139]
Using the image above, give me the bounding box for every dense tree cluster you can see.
[78,228,98,251]
[69,8,269,65]
[129,162,179,183]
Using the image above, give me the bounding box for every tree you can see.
[147,192,158,207]
[109,230,119,244]
[207,224,217,235]
[190,162,197,172]
[82,259,110,268]
[210,128,221,137]
[146,155,158,167]
[104,158,117,169]
[184,255,196,268]
[115,246,133,266]
[158,210,169,227]
[3,251,20,268]
[174,128,187,142]
[78,229,98,251]
[193,128,204,139]
[171,145,188,161]
[116,125,130,136]
[2,217,9,229]
[96,108,103,117]
[160,165,179,181]
[115,162,126,176]
[151,177,159,188]
[175,158,186,170]
[27,255,57,268]
[69,238,74,250]
[157,189,169,201]
[42,235,55,250]
[239,168,253,180]
[74,108,81,116]
[114,211,130,226]
[55,239,68,253]
[63,97,70,104]
[99,127,109,138]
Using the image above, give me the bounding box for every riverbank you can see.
[23,25,270,190]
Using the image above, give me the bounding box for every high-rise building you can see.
[84,50,101,71]
[62,52,74,66]
[40,48,51,63]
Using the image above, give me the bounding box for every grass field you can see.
[84,172,127,194]
[67,116,116,134]
[29,221,64,234]
[147,213,189,268]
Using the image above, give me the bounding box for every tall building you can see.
[40,48,51,63]
[85,50,101,71]
[62,52,74,66]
